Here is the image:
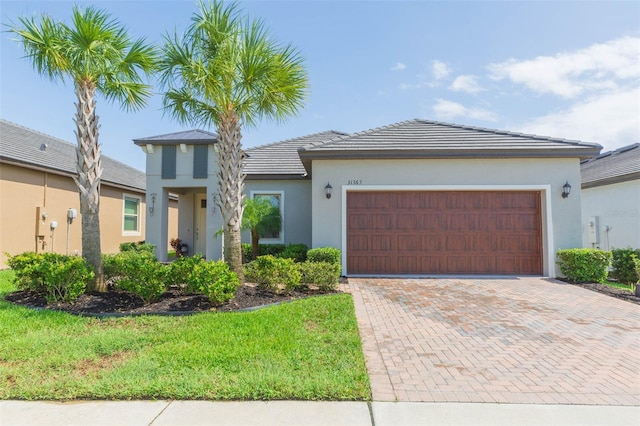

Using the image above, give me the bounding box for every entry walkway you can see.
[348,277,640,405]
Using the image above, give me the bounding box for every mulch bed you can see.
[4,283,341,317]
[562,280,640,305]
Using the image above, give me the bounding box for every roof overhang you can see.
[582,172,640,189]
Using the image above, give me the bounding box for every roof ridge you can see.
[581,142,640,164]
[133,128,218,142]
[247,130,348,151]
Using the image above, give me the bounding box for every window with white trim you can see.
[251,191,284,243]
[123,194,142,235]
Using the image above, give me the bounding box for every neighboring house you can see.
[580,143,640,250]
[0,119,178,268]
[138,119,601,278]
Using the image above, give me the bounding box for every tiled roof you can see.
[133,129,218,145]
[580,143,640,188]
[244,130,348,178]
[0,119,146,192]
[298,119,602,173]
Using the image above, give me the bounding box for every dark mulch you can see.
[4,283,341,317]
[562,280,640,305]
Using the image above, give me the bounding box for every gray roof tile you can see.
[580,143,640,188]
[244,130,348,178]
[1,119,146,192]
[133,129,218,145]
[299,118,602,158]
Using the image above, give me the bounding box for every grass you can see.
[0,270,370,401]
[603,280,635,292]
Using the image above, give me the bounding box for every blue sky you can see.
[1,1,639,171]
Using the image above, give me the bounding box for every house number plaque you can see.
[347,179,363,185]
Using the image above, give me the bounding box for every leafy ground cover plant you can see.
[556,248,612,283]
[7,252,92,303]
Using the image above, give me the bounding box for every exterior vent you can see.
[39,143,48,152]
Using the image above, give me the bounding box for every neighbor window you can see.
[251,191,284,243]
[123,194,141,235]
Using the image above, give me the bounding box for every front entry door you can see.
[195,194,207,256]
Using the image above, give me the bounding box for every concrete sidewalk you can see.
[1,400,639,426]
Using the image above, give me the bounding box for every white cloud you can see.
[450,75,484,94]
[391,62,406,71]
[520,88,640,149]
[488,36,640,99]
[432,99,497,122]
[432,60,451,80]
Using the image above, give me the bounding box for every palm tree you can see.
[159,0,308,281]
[242,197,282,260]
[9,6,158,292]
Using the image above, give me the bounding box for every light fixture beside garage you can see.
[325,182,333,199]
[562,181,572,198]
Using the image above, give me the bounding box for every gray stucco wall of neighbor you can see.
[143,144,223,261]
[581,180,640,250]
[311,157,584,278]
[243,180,313,248]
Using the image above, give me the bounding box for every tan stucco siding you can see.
[582,180,640,250]
[0,163,178,268]
[310,157,584,277]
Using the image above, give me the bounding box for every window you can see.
[123,194,141,235]
[251,191,284,243]
[161,145,176,179]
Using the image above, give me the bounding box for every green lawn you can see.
[0,270,370,401]
[603,280,635,292]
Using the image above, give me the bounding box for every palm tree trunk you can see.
[251,229,259,260]
[217,110,245,282]
[73,81,105,292]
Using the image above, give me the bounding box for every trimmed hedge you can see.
[307,247,341,265]
[297,261,340,292]
[245,255,301,293]
[7,252,92,303]
[119,241,155,253]
[611,247,640,284]
[556,249,612,283]
[103,250,167,303]
[242,243,285,260]
[187,260,240,304]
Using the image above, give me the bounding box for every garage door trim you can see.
[341,184,553,277]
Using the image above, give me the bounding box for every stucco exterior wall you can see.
[310,158,584,277]
[143,144,223,261]
[581,180,640,250]
[0,163,177,268]
[243,180,312,248]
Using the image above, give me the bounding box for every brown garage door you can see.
[347,191,542,275]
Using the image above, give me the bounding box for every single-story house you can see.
[0,119,178,268]
[137,119,601,277]
[580,143,640,250]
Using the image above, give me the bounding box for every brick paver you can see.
[348,278,640,405]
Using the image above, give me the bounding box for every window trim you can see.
[122,193,142,236]
[250,190,284,244]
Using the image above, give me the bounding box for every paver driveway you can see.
[348,278,640,405]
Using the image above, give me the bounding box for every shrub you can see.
[188,260,240,304]
[168,254,205,287]
[243,261,259,283]
[108,251,167,304]
[298,261,340,292]
[252,255,301,293]
[611,247,640,284]
[307,247,341,266]
[278,244,308,262]
[633,257,640,297]
[119,241,155,253]
[556,249,612,283]
[7,252,91,303]
[242,243,285,261]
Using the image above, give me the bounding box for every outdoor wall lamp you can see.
[325,183,333,199]
[562,181,572,198]
[149,193,157,216]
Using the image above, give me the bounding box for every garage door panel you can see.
[347,191,542,275]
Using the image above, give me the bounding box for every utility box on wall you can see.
[588,216,599,244]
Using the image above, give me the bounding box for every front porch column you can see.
[146,186,169,262]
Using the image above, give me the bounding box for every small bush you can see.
[108,251,167,303]
[307,247,341,266]
[168,254,205,287]
[278,244,308,262]
[633,257,640,296]
[298,261,340,292]
[556,249,612,283]
[7,252,91,303]
[188,260,240,304]
[611,247,640,284]
[252,255,301,293]
[119,241,155,253]
[243,261,259,283]
[242,243,286,261]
